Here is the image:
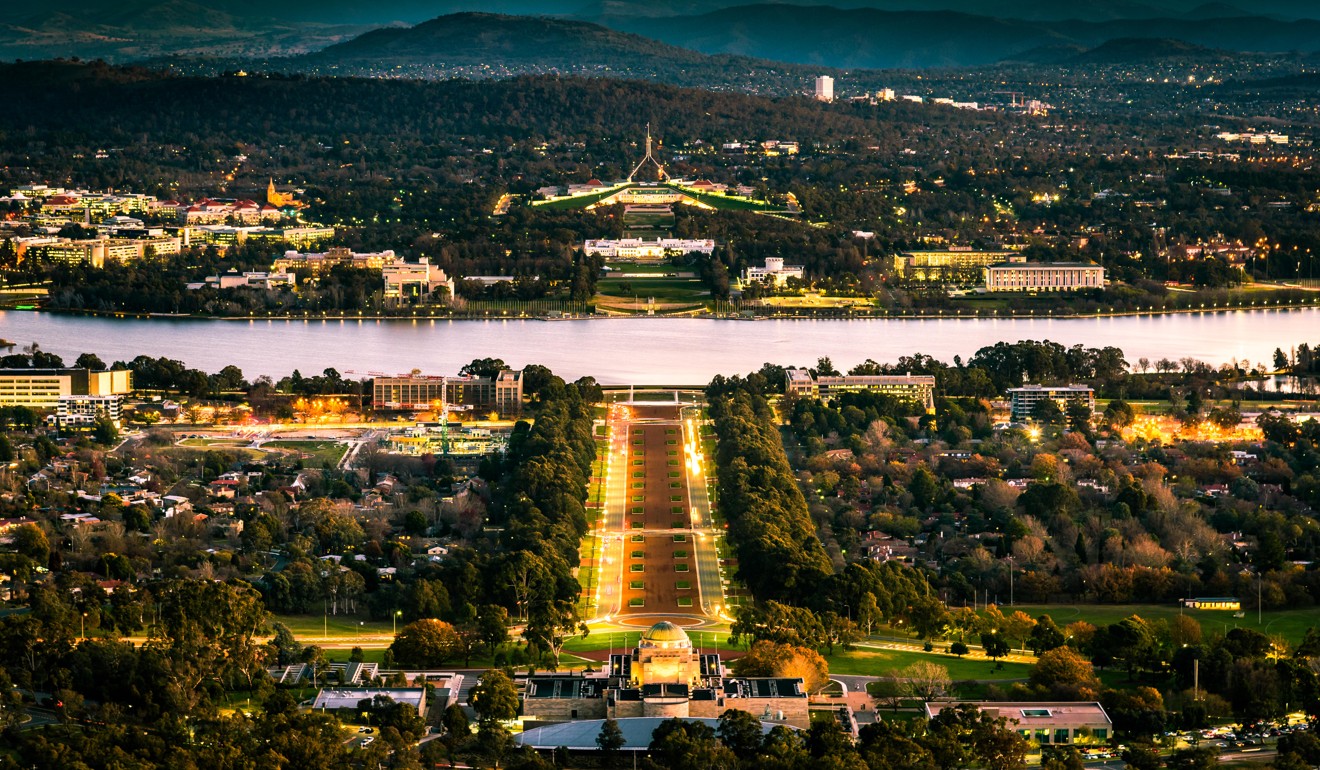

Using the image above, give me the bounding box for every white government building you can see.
[582,238,715,258]
[985,262,1105,292]
[743,257,805,285]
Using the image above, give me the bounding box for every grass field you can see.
[597,277,709,302]
[263,440,349,466]
[180,437,250,447]
[1009,603,1315,644]
[272,613,393,639]
[827,647,1034,680]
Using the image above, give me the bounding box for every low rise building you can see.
[582,238,716,259]
[522,622,809,729]
[1007,384,1095,423]
[54,395,123,428]
[985,262,1105,292]
[785,369,936,412]
[1180,597,1242,611]
[924,701,1112,745]
[893,249,1022,281]
[271,247,398,273]
[743,257,805,285]
[383,259,456,302]
[312,688,428,718]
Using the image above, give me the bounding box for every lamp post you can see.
[80,612,87,641]
[393,609,402,636]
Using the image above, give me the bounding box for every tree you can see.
[950,641,970,658]
[716,708,762,759]
[1103,399,1135,428]
[437,703,471,767]
[11,524,50,564]
[981,631,1010,661]
[477,604,510,655]
[1030,647,1100,699]
[1041,746,1085,770]
[899,661,952,700]
[1028,615,1065,655]
[731,640,830,692]
[390,619,461,668]
[596,717,626,762]
[93,416,119,445]
[470,669,519,724]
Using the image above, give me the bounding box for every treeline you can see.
[490,377,598,661]
[705,387,833,601]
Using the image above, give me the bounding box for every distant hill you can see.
[594,3,1320,68]
[295,12,843,90]
[1070,37,1234,63]
[0,0,370,61]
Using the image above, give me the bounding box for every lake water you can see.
[1,308,1317,384]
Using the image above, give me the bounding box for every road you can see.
[590,401,724,627]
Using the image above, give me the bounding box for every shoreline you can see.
[9,300,1320,323]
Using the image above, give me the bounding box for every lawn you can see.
[1008,603,1316,644]
[272,613,393,640]
[667,184,783,212]
[531,186,626,210]
[263,440,349,466]
[180,437,250,447]
[596,277,709,302]
[827,647,1034,680]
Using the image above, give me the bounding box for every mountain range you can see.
[596,4,1320,69]
[4,2,1320,71]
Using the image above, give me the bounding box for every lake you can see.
[1,308,1316,383]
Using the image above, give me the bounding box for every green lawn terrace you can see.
[530,180,790,213]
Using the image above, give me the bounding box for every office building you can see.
[1007,384,1095,423]
[373,375,448,412]
[786,369,936,412]
[582,238,715,259]
[924,702,1112,745]
[382,259,456,302]
[55,395,123,427]
[372,370,523,417]
[814,75,834,103]
[0,369,132,410]
[985,262,1105,292]
[271,247,398,273]
[894,250,1023,281]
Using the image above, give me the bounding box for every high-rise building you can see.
[814,76,834,103]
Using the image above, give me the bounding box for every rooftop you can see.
[516,717,782,751]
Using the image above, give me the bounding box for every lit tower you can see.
[627,123,669,183]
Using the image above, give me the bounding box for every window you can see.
[1021,709,1052,718]
[1055,729,1070,744]
[1094,729,1108,741]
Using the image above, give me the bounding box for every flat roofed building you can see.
[924,701,1112,745]
[582,238,715,259]
[383,259,455,302]
[495,369,524,416]
[1180,597,1242,610]
[985,262,1105,292]
[785,369,936,412]
[272,247,398,273]
[373,375,446,412]
[312,688,427,718]
[56,395,123,427]
[0,368,132,410]
[1007,384,1095,423]
[894,250,1023,281]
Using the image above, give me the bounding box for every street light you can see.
[393,609,402,636]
